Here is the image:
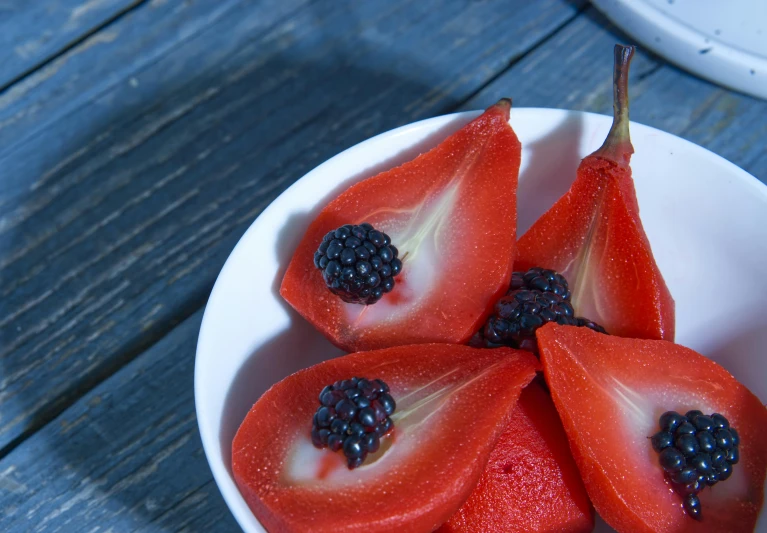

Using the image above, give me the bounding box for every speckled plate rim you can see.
[592,0,767,99]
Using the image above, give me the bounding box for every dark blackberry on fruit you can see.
[475,266,606,350]
[651,410,741,520]
[510,267,571,300]
[314,223,402,305]
[481,289,606,352]
[684,494,702,521]
[311,377,396,469]
[570,317,607,334]
[483,289,574,350]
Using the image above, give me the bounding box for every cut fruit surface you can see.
[538,323,767,533]
[280,100,521,351]
[232,344,539,533]
[516,45,674,342]
[438,380,594,533]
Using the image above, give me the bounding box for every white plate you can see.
[195,108,767,533]
[592,0,767,99]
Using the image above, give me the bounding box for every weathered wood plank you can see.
[0,311,238,532]
[2,7,765,530]
[0,0,316,453]
[0,0,140,89]
[463,8,767,181]
[0,0,586,452]
[634,70,767,181]
[0,0,252,167]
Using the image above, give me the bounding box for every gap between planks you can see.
[444,2,589,113]
[0,0,150,96]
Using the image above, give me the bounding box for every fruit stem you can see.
[593,45,635,166]
[490,98,512,120]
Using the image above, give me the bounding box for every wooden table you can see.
[1,1,765,531]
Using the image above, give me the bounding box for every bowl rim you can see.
[194,106,767,532]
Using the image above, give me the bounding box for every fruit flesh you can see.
[538,323,767,533]
[281,100,522,351]
[233,344,539,533]
[516,45,674,342]
[438,380,594,533]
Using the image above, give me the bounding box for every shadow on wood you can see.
[0,2,600,526]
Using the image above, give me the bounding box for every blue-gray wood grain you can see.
[0,0,317,452]
[0,310,238,532]
[2,1,767,532]
[0,0,587,453]
[0,0,140,89]
[0,0,252,165]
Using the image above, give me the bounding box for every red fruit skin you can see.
[280,101,521,352]
[232,344,539,533]
[538,323,767,533]
[438,380,594,533]
[516,154,675,342]
[517,45,673,342]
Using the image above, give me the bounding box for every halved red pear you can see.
[281,100,521,351]
[233,344,539,533]
[516,45,674,341]
[538,323,767,532]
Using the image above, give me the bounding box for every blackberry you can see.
[684,494,702,521]
[474,267,607,351]
[480,289,606,352]
[510,267,571,300]
[651,410,740,521]
[483,289,574,350]
[311,377,395,469]
[570,317,607,334]
[314,223,402,305]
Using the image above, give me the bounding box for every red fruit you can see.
[233,344,539,533]
[281,100,521,351]
[438,380,594,533]
[516,45,674,341]
[538,323,767,533]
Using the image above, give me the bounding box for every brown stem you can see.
[489,97,512,119]
[593,45,635,166]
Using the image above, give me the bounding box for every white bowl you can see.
[195,108,767,533]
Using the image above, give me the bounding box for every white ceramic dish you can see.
[592,0,767,100]
[195,108,767,533]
